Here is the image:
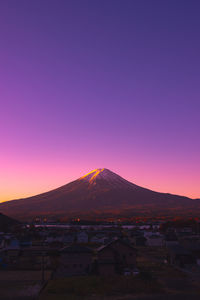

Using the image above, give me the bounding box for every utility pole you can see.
[41,233,45,283]
[42,248,45,283]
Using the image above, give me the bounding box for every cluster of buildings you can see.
[0,221,200,277]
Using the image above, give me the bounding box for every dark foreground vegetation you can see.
[39,274,162,300]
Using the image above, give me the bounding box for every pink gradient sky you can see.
[0,0,200,202]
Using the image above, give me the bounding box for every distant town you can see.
[1,214,200,299]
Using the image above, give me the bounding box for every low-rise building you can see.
[146,235,164,247]
[165,232,179,247]
[77,231,88,243]
[97,239,137,276]
[167,245,196,267]
[55,245,93,277]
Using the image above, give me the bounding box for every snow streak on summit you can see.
[79,168,106,183]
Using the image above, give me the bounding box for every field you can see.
[39,246,200,300]
[39,275,162,300]
[0,270,52,300]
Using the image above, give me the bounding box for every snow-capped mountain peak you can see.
[0,168,197,220]
[79,168,137,189]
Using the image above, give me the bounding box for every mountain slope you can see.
[0,213,20,231]
[0,168,199,220]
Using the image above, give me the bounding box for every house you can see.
[3,238,21,266]
[45,236,63,244]
[143,231,154,238]
[134,236,147,246]
[90,233,109,244]
[179,236,200,248]
[175,227,193,234]
[146,235,164,247]
[18,247,52,270]
[0,250,6,269]
[77,231,88,243]
[55,245,93,277]
[96,243,116,276]
[0,237,5,249]
[45,236,64,249]
[20,237,32,248]
[130,230,146,246]
[3,245,55,270]
[165,232,179,247]
[167,245,196,267]
[97,239,137,276]
[48,240,63,249]
[181,242,200,266]
[90,235,106,244]
[63,234,75,245]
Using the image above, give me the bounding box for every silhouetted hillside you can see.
[0,212,20,231]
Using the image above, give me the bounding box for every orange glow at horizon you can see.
[0,166,199,203]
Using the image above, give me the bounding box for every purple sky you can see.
[0,0,200,201]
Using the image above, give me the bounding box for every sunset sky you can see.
[0,0,200,202]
